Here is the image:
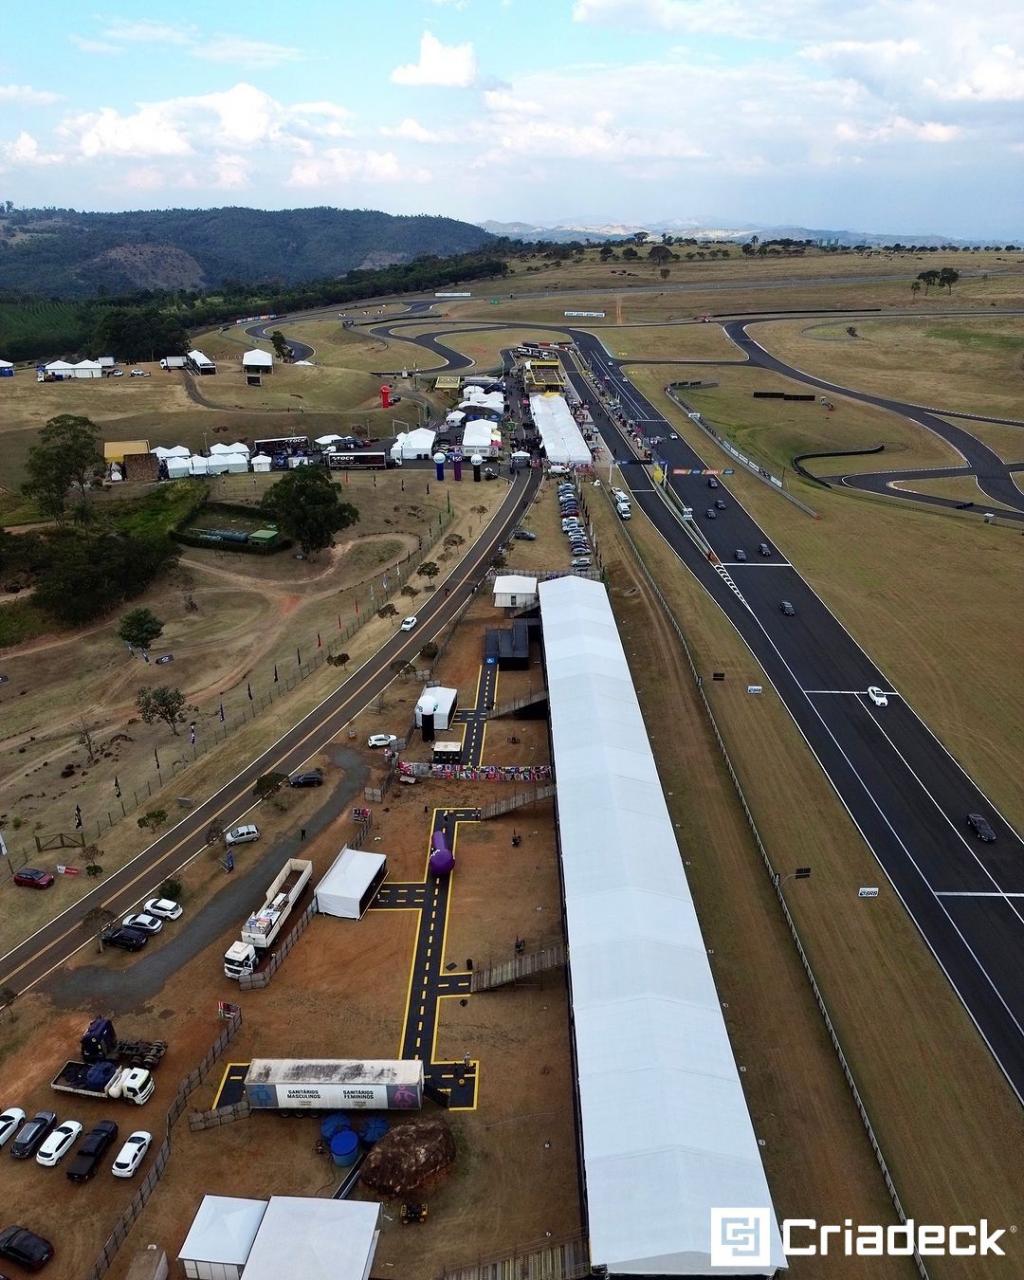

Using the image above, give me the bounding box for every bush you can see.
[158,877,183,901]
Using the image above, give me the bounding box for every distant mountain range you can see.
[0,206,494,298]
[479,217,992,248]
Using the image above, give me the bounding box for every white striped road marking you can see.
[804,689,899,696]
[722,560,793,568]
[936,892,1024,898]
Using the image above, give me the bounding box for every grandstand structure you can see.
[537,575,786,1278]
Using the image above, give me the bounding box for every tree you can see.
[33,530,177,625]
[917,269,940,293]
[648,244,672,266]
[92,307,188,364]
[83,906,114,952]
[269,330,290,360]
[622,247,639,260]
[23,415,103,522]
[118,607,163,650]
[419,641,439,661]
[158,877,183,901]
[137,685,191,735]
[911,280,922,301]
[260,468,359,556]
[76,718,100,764]
[938,267,960,294]
[253,771,288,800]
[417,561,440,580]
[659,267,670,280]
[377,603,398,619]
[137,809,168,832]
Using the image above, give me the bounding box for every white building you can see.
[242,349,274,373]
[538,576,786,1276]
[97,356,116,369]
[529,393,592,467]
[315,847,388,919]
[493,574,538,609]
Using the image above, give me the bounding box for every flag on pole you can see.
[337,614,342,630]
[219,701,225,723]
[317,632,322,648]
[189,722,196,746]
[74,805,83,830]
[273,663,279,683]
[114,775,121,798]
[247,682,253,701]
[296,648,301,666]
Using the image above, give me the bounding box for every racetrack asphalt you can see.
[0,468,540,999]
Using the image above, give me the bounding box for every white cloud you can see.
[1,131,63,166]
[69,21,303,68]
[483,88,542,114]
[58,104,193,158]
[68,35,122,54]
[98,20,194,45]
[191,37,305,69]
[928,44,1024,101]
[288,148,431,186]
[212,153,250,188]
[121,165,167,191]
[391,32,478,87]
[836,116,962,143]
[380,117,442,142]
[0,84,60,106]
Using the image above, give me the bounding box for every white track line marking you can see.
[937,892,1024,898]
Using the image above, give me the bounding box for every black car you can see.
[705,508,717,519]
[512,530,537,541]
[735,549,748,561]
[66,1121,118,1183]
[708,477,719,488]
[289,771,324,788]
[780,601,796,616]
[10,1112,57,1160]
[966,813,996,843]
[758,542,772,556]
[0,1225,55,1272]
[100,925,149,952]
[714,498,727,510]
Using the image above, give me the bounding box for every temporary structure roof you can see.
[493,574,538,597]
[315,847,387,920]
[187,349,215,367]
[178,1195,267,1268]
[152,445,191,458]
[538,575,786,1278]
[0,359,13,369]
[166,456,191,478]
[45,360,75,371]
[242,349,274,367]
[242,1197,380,1280]
[529,394,591,467]
[315,434,344,445]
[293,358,314,366]
[210,442,251,455]
[74,359,103,369]
[189,455,210,475]
[251,453,273,472]
[97,356,115,367]
[462,420,499,451]
[393,427,437,459]
[445,410,466,426]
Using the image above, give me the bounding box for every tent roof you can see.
[243,349,274,366]
[187,348,214,365]
[242,1197,380,1280]
[529,394,591,467]
[315,434,344,445]
[45,359,75,370]
[537,576,785,1277]
[152,445,191,458]
[178,1195,266,1266]
[494,575,537,595]
[0,359,15,368]
[317,847,386,902]
[462,421,498,447]
[74,359,103,369]
[404,427,436,447]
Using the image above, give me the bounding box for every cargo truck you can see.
[243,1058,424,1113]
[51,1061,155,1105]
[80,1017,167,1070]
[223,858,313,979]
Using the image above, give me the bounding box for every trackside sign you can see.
[564,310,606,318]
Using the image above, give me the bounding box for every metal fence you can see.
[85,1010,244,1280]
[604,489,931,1280]
[238,900,317,990]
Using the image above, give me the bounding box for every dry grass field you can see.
[890,474,1024,510]
[751,316,1024,419]
[949,415,1024,460]
[591,488,1024,1280]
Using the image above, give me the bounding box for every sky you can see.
[0,0,1021,238]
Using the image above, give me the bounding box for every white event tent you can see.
[529,394,591,467]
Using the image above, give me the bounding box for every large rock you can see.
[359,1118,456,1196]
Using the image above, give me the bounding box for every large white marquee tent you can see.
[529,394,591,467]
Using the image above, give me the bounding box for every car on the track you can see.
[780,601,796,616]
[708,477,719,489]
[966,813,996,843]
[512,530,537,540]
[67,1121,119,1183]
[758,542,772,556]
[36,1120,82,1167]
[0,1225,55,1272]
[669,432,679,440]
[714,498,727,510]
[225,824,260,847]
[866,686,889,707]
[121,912,163,934]
[735,549,748,561]
[0,1108,26,1150]
[704,508,717,519]
[400,616,418,632]
[289,770,324,788]
[144,898,183,921]
[101,925,149,952]
[368,734,399,749]
[11,1111,57,1160]
[13,867,54,889]
[111,1130,152,1179]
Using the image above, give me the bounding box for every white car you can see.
[867,686,889,707]
[225,824,260,846]
[611,488,628,502]
[144,898,183,920]
[368,734,399,749]
[0,1107,25,1149]
[36,1120,82,1167]
[400,616,418,631]
[112,1130,152,1178]
[122,912,163,934]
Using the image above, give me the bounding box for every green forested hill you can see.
[0,205,493,297]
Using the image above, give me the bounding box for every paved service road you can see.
[571,331,1024,1105]
[0,469,540,998]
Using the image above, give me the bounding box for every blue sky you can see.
[0,0,1021,237]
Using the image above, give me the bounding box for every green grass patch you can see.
[0,599,52,647]
[923,324,1024,353]
[0,300,89,361]
[104,480,207,539]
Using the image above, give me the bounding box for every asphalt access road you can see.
[826,462,1024,522]
[724,319,1024,515]
[0,468,540,998]
[571,331,1024,1105]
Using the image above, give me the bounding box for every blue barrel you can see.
[360,1116,390,1146]
[329,1129,360,1166]
[320,1113,350,1140]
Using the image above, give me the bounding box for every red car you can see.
[13,867,54,889]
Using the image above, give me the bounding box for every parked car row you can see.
[102,896,185,952]
[611,487,631,521]
[0,1104,151,1186]
[557,481,592,567]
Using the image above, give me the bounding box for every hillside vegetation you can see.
[0,205,493,297]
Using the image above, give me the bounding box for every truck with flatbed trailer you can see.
[243,1058,423,1112]
[51,1061,154,1105]
[223,858,313,979]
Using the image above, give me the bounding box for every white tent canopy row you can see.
[210,441,251,456]
[459,390,504,416]
[538,575,786,1278]
[152,445,191,459]
[529,393,592,467]
[390,428,437,461]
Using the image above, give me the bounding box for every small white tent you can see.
[251,453,273,473]
[166,456,191,479]
[209,442,251,457]
[315,848,388,920]
[393,428,437,461]
[0,358,15,378]
[152,445,191,459]
[315,434,344,446]
[189,455,210,476]
[71,359,103,379]
[242,349,274,371]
